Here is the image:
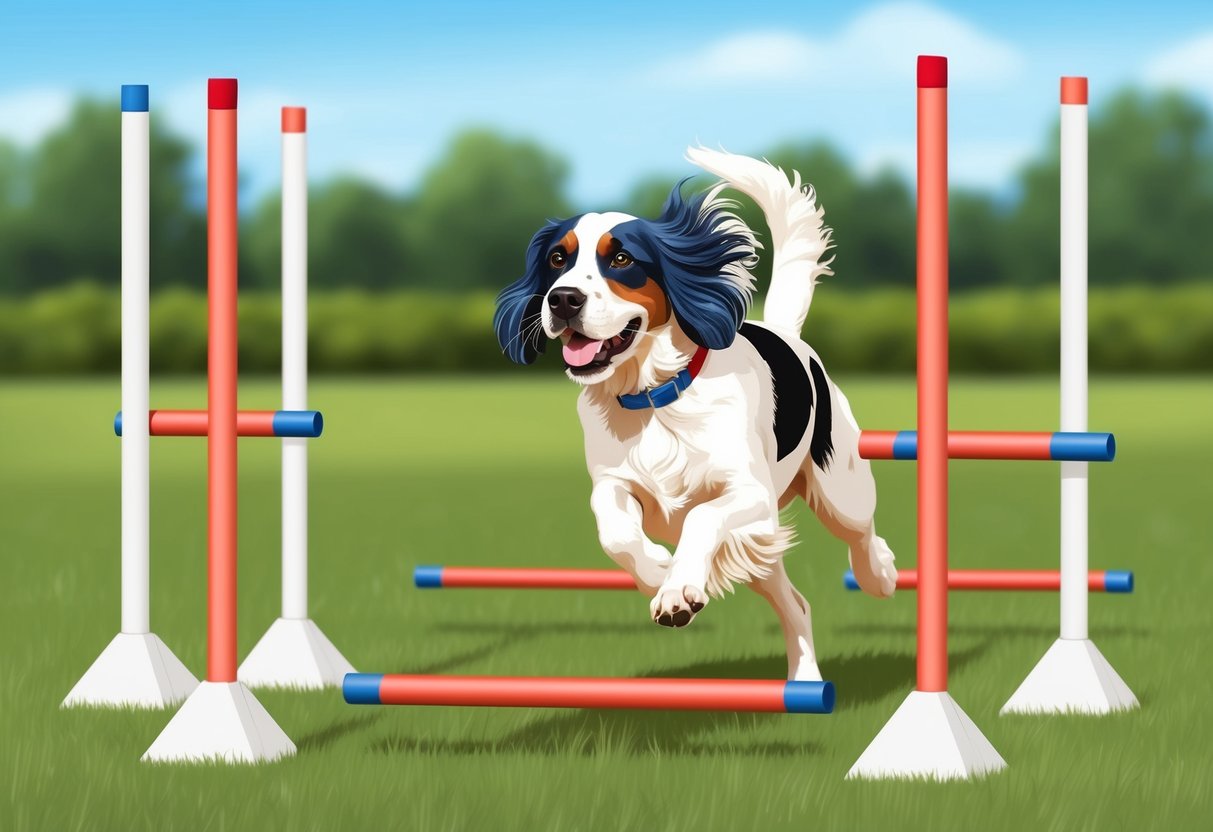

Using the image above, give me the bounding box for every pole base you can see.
[141,681,295,763]
[62,632,198,709]
[1001,638,1138,714]
[847,690,1007,780]
[237,618,355,689]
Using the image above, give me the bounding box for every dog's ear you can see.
[641,181,756,350]
[494,223,561,364]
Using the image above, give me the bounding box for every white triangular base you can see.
[141,681,296,764]
[237,618,355,689]
[1001,638,1138,714]
[847,691,1007,781]
[62,632,198,709]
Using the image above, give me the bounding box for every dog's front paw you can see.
[650,585,708,628]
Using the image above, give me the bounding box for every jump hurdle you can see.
[849,73,1135,721]
[63,80,352,762]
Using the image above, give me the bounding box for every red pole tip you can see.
[208,78,238,110]
[1061,76,1088,105]
[917,55,947,88]
[281,106,307,133]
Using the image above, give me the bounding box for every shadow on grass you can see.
[399,620,694,675]
[370,725,823,760]
[426,619,716,636]
[837,622,1150,639]
[296,712,386,752]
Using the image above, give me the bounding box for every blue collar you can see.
[617,347,709,410]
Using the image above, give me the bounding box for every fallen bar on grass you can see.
[415,566,637,590]
[344,674,834,714]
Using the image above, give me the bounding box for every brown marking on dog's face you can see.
[608,278,670,327]
[550,230,579,268]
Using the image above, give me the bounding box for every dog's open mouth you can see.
[562,318,641,375]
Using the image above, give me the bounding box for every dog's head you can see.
[494,182,757,390]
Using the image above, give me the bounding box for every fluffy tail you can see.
[685,146,833,336]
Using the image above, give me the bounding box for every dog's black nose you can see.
[547,287,586,321]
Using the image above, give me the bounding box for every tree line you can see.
[1,87,1211,296]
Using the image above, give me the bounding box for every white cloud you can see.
[1144,31,1213,100]
[0,87,73,146]
[649,2,1024,89]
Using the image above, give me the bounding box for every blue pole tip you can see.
[1104,570,1134,593]
[343,673,384,704]
[842,570,859,591]
[272,410,324,438]
[414,566,444,588]
[1050,432,1116,462]
[784,680,835,714]
[114,411,123,436]
[121,85,149,112]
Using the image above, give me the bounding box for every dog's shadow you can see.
[367,649,944,759]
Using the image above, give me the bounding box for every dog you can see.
[493,147,897,682]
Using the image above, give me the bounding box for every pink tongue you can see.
[563,333,605,367]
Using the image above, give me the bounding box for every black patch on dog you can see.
[738,323,812,462]
[808,358,834,470]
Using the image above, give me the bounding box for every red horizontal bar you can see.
[439,567,637,590]
[376,675,793,712]
[860,430,1055,460]
[149,410,278,437]
[893,569,1104,591]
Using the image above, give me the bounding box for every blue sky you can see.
[3,0,1212,206]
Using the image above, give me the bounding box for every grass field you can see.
[2,376,1211,830]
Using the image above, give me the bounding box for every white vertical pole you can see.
[281,107,308,620]
[1059,78,1088,641]
[122,90,151,635]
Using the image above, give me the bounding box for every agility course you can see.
[55,59,1138,778]
[62,80,353,761]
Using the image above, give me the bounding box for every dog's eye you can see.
[611,252,633,268]
[549,251,566,268]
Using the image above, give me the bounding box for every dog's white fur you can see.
[544,148,897,682]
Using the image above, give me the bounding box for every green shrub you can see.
[1,282,1210,375]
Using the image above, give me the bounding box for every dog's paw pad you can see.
[651,586,707,627]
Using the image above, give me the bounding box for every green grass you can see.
[2,376,1211,830]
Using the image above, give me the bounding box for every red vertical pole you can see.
[207,78,239,683]
[916,56,948,693]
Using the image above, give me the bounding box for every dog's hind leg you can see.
[806,387,897,598]
[749,559,822,682]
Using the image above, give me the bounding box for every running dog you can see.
[493,148,897,681]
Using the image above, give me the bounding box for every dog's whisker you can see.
[500,314,554,354]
